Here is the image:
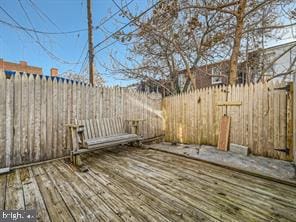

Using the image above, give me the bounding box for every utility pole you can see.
[87,0,94,85]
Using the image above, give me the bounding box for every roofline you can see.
[249,40,296,53]
[179,41,296,74]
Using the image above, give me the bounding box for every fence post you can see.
[293,75,296,163]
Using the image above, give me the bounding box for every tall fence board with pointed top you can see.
[163,82,294,161]
[0,72,163,167]
[291,74,296,164]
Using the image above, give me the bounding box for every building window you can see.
[237,72,246,84]
[211,67,223,85]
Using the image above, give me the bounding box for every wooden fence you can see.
[0,72,293,167]
[162,82,294,161]
[0,72,163,168]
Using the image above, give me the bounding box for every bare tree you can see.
[111,0,234,93]
[109,0,295,93]
[61,67,104,86]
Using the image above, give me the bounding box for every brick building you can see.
[0,59,43,76]
[178,41,295,90]
[0,58,59,78]
[178,60,231,90]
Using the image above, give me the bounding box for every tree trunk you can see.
[228,0,247,85]
[179,52,197,91]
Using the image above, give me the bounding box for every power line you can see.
[93,0,162,50]
[78,41,117,76]
[85,0,162,74]
[94,0,135,31]
[96,40,118,54]
[72,41,88,71]
[28,0,62,32]
[0,19,87,35]
[85,0,162,82]
[18,0,40,41]
[0,0,136,36]
[0,5,78,64]
[0,0,141,68]
[112,0,128,15]
[77,0,136,72]
[79,53,89,75]
[94,0,183,56]
[91,0,177,80]
[93,27,140,55]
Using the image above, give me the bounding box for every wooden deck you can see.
[1,147,296,222]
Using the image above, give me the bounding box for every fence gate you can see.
[163,82,294,161]
[273,82,293,160]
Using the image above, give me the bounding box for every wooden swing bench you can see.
[66,118,143,170]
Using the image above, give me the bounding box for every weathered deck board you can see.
[1,147,296,222]
[31,166,75,222]
[43,163,101,221]
[5,170,25,210]
[76,161,188,221]
[80,166,190,221]
[53,161,123,221]
[83,154,217,221]
[89,153,264,221]
[19,168,50,221]
[0,175,6,210]
[108,149,296,220]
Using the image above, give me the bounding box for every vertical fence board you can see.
[40,77,47,161]
[267,83,274,152]
[52,78,58,159]
[5,78,13,168]
[46,77,53,160]
[248,84,254,149]
[21,74,29,163]
[34,76,41,162]
[279,83,287,160]
[0,72,6,168]
[293,79,296,163]
[61,80,67,156]
[273,82,280,158]
[57,79,63,158]
[27,75,35,162]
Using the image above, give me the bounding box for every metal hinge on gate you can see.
[274,84,291,92]
[274,147,290,155]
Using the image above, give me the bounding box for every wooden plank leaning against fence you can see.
[0,71,163,168]
[162,82,294,161]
